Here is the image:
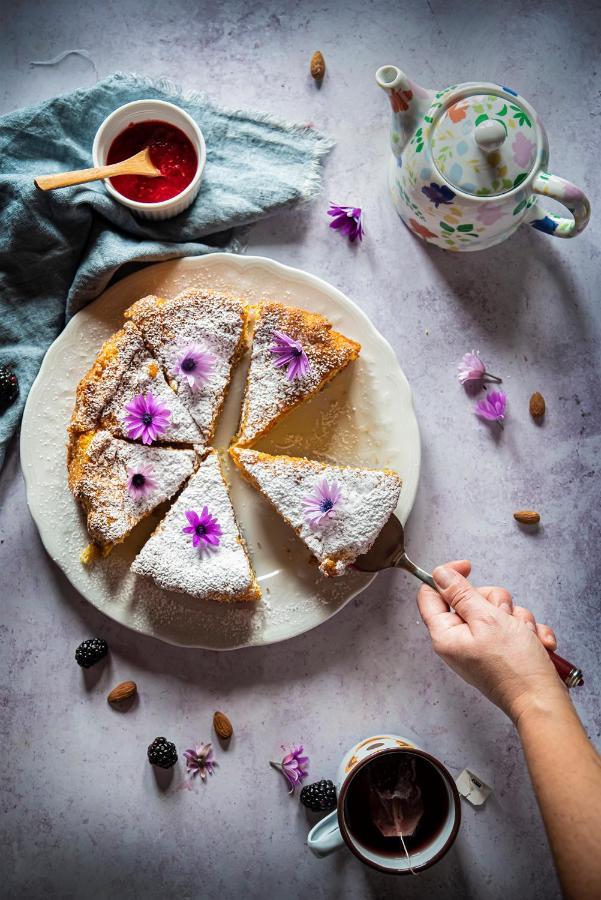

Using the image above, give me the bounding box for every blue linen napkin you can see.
[0,72,333,470]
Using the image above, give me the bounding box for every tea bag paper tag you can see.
[455,769,492,807]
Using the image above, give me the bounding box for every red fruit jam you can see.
[107,119,198,203]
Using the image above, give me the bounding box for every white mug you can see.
[307,734,461,874]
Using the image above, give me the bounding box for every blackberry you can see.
[300,779,337,812]
[75,638,108,668]
[147,737,178,769]
[0,366,18,411]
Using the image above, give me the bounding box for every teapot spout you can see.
[376,66,433,157]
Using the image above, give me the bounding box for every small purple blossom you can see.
[458,350,501,385]
[302,478,343,527]
[127,464,157,500]
[171,343,215,392]
[421,182,455,208]
[270,744,309,794]
[123,392,171,445]
[183,742,217,781]
[182,507,223,549]
[327,203,364,242]
[270,330,310,381]
[475,390,507,424]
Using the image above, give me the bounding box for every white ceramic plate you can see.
[20,255,420,649]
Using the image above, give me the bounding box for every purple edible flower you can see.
[123,392,171,445]
[327,203,364,242]
[183,742,217,781]
[126,464,157,500]
[182,507,223,549]
[302,478,343,527]
[475,390,507,424]
[270,330,310,381]
[458,350,501,385]
[270,744,309,794]
[171,343,215,392]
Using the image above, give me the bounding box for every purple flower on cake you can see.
[475,390,507,424]
[123,392,171,445]
[270,744,309,794]
[171,343,215,391]
[126,464,157,500]
[458,350,501,385]
[302,478,343,527]
[270,331,310,381]
[183,507,223,549]
[183,742,217,781]
[327,203,364,242]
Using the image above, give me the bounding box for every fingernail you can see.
[500,602,511,614]
[433,565,455,589]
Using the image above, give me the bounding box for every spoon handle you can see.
[35,162,130,191]
[399,554,583,689]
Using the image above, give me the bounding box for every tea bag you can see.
[368,755,424,838]
[368,755,424,875]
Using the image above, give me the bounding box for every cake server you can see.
[354,514,584,689]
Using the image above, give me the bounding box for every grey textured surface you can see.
[1,1,600,898]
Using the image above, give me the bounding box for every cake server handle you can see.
[397,553,583,689]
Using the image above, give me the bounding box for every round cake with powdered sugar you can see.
[67,284,404,604]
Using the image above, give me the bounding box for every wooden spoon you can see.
[34,148,161,191]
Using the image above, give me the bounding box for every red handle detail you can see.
[548,651,584,688]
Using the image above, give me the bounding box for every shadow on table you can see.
[45,552,405,689]
[325,836,472,900]
[410,223,589,346]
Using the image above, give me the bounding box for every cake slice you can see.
[132,450,261,603]
[233,302,361,447]
[69,323,202,446]
[230,448,401,576]
[124,288,248,443]
[68,430,197,549]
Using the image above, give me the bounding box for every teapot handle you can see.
[526,172,590,238]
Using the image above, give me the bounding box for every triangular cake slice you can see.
[69,323,202,446]
[230,448,401,576]
[68,430,197,549]
[132,450,261,603]
[234,302,361,447]
[124,289,248,444]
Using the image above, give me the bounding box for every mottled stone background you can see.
[1,1,600,898]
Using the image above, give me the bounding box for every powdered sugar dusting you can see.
[236,301,359,445]
[70,430,196,546]
[132,451,259,602]
[126,289,246,443]
[232,449,402,575]
[69,322,202,445]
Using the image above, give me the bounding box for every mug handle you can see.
[307,810,345,857]
[526,172,591,238]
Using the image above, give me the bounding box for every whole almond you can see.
[107,680,137,704]
[213,711,233,740]
[529,392,545,418]
[513,510,540,525]
[310,50,326,81]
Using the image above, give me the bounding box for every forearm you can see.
[517,689,601,900]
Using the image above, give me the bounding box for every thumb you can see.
[432,565,493,624]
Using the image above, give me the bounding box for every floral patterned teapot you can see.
[375,66,590,251]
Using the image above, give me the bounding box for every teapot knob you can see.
[474,119,506,152]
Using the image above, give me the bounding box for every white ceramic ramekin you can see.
[92,99,206,220]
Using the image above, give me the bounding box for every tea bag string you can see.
[399,833,418,876]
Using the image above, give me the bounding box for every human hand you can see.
[417,560,566,724]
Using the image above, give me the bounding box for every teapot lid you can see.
[430,92,539,196]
